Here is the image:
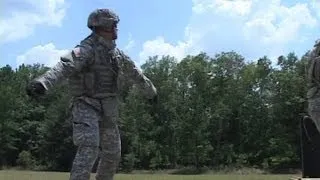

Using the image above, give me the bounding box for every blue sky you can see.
[1,0,319,68]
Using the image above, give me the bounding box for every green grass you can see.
[0,170,299,180]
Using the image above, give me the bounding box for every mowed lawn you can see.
[0,170,298,180]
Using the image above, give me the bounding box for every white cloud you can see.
[243,1,317,45]
[139,0,319,63]
[139,36,193,62]
[123,33,136,52]
[310,0,320,18]
[192,0,253,16]
[0,0,68,44]
[16,43,68,67]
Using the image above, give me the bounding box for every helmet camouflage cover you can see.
[87,9,120,30]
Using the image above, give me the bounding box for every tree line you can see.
[0,51,310,173]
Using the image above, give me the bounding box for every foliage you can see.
[0,51,309,172]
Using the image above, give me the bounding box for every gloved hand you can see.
[26,80,46,98]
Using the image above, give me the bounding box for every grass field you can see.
[0,170,298,180]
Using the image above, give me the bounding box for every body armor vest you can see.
[68,37,120,99]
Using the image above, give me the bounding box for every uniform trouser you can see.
[308,95,320,133]
[301,116,320,178]
[69,97,121,180]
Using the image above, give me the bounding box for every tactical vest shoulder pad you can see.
[60,50,75,63]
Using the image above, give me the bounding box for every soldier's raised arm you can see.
[26,42,94,97]
[118,50,157,100]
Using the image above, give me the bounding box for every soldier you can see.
[301,39,320,178]
[26,9,158,180]
[307,39,320,133]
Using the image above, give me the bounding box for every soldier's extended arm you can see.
[34,44,94,91]
[119,50,157,99]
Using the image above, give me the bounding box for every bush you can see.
[17,151,36,170]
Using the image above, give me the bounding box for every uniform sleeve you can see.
[34,43,94,91]
[118,50,157,99]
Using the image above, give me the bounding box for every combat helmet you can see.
[87,8,120,30]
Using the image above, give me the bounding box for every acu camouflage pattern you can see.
[66,33,120,99]
[35,33,156,100]
[69,96,121,180]
[87,9,120,30]
[307,39,320,133]
[69,99,100,180]
[34,32,156,180]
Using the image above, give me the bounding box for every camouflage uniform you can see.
[307,39,320,133]
[26,9,157,180]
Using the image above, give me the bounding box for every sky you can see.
[1,0,320,69]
